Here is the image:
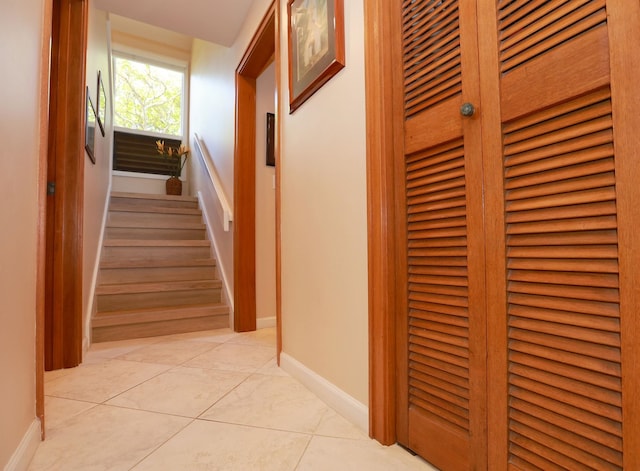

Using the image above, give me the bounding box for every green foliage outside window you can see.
[113,56,184,135]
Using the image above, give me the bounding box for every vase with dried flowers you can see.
[155,140,190,195]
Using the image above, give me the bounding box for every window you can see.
[112,53,187,176]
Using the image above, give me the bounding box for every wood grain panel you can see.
[504,88,623,470]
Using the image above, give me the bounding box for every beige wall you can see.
[255,62,276,322]
[189,38,236,298]
[190,0,368,404]
[189,0,276,307]
[0,0,47,466]
[83,7,114,348]
[279,0,369,404]
[191,0,368,404]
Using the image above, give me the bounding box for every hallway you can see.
[28,328,435,470]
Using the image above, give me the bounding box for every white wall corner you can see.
[4,419,41,471]
[197,191,234,313]
[279,352,369,435]
[256,316,276,329]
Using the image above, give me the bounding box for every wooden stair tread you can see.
[110,191,198,203]
[93,303,228,327]
[100,258,216,269]
[93,191,229,341]
[96,279,222,295]
[109,204,202,215]
[103,239,211,247]
[106,220,206,230]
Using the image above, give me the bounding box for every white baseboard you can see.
[256,316,276,329]
[279,353,369,434]
[4,419,41,471]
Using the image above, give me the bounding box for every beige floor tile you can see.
[200,373,328,433]
[45,359,170,403]
[44,396,97,430]
[131,419,310,471]
[227,326,277,347]
[183,342,275,373]
[106,366,249,417]
[296,436,439,471]
[87,337,162,360]
[28,405,190,471]
[166,327,240,343]
[44,367,75,384]
[314,409,368,440]
[115,339,220,365]
[256,357,290,377]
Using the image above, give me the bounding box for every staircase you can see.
[92,192,229,342]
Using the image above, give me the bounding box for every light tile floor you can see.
[29,327,437,471]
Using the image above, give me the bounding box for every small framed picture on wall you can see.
[266,112,275,167]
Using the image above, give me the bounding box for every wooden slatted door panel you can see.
[495,2,622,469]
[399,1,486,470]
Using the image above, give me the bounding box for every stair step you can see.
[102,242,212,263]
[99,265,217,285]
[93,303,229,327]
[110,191,199,208]
[104,239,211,247]
[106,220,206,230]
[108,210,203,226]
[100,258,216,270]
[97,284,222,312]
[109,203,203,216]
[92,303,229,343]
[93,191,229,341]
[105,226,207,240]
[96,279,221,295]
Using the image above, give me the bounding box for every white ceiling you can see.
[93,0,256,47]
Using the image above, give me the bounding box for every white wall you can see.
[279,0,369,405]
[255,62,276,323]
[0,0,47,467]
[83,6,114,349]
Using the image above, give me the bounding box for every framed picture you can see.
[85,87,96,164]
[96,70,106,136]
[266,112,275,167]
[287,0,345,113]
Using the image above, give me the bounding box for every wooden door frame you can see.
[234,2,278,334]
[36,0,54,437]
[44,0,88,371]
[363,0,401,445]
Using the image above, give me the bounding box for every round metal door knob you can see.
[460,102,475,117]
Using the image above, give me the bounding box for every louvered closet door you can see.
[484,1,626,469]
[397,1,487,470]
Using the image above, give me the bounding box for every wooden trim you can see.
[476,1,507,468]
[275,0,283,363]
[45,0,88,370]
[36,0,54,437]
[234,3,276,332]
[608,1,640,468]
[364,0,402,445]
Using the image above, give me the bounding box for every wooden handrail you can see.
[193,133,233,231]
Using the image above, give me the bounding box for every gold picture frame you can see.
[287,0,345,113]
